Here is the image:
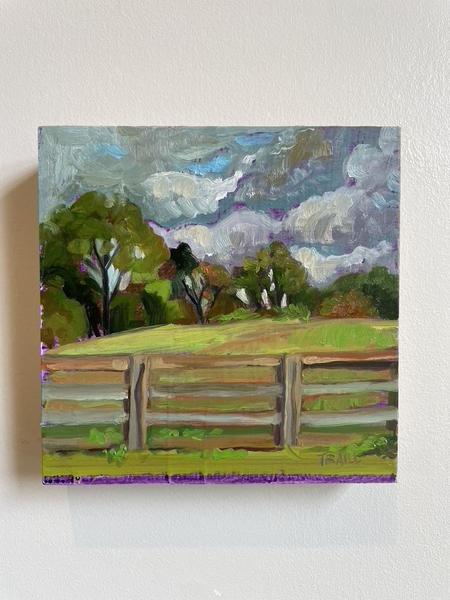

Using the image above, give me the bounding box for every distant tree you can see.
[40,192,169,335]
[236,241,309,310]
[330,267,398,319]
[159,243,232,323]
[360,267,399,319]
[319,290,377,318]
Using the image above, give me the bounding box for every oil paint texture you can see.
[39,127,399,484]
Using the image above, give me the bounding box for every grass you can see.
[42,446,396,478]
[48,318,397,357]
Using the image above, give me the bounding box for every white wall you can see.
[0,2,449,598]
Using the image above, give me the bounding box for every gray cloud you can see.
[291,241,395,287]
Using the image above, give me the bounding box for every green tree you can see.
[330,267,398,319]
[159,243,232,323]
[40,192,169,335]
[236,241,309,310]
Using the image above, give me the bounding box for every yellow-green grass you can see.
[42,447,395,478]
[48,318,397,357]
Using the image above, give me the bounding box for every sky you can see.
[39,126,399,287]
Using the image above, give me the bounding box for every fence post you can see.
[127,355,149,450]
[280,355,302,447]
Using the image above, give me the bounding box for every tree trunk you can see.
[101,261,110,335]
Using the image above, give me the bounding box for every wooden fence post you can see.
[127,355,149,450]
[280,355,302,447]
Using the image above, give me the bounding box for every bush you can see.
[41,281,88,348]
[274,303,311,322]
[320,290,377,318]
[212,308,261,323]
[103,444,128,465]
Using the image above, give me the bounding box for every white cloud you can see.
[346,144,389,190]
[378,127,400,156]
[283,186,367,245]
[345,127,400,193]
[141,170,243,224]
[282,183,399,248]
[159,209,281,265]
[291,241,394,287]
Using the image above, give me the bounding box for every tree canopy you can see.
[236,241,309,310]
[40,192,169,335]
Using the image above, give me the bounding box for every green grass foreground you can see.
[42,447,396,479]
[48,317,397,357]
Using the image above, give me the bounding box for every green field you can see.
[42,446,396,479]
[48,317,397,357]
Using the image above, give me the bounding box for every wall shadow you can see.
[1,172,41,482]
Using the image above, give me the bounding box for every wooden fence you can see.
[41,350,397,452]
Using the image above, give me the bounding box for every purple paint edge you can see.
[43,473,396,486]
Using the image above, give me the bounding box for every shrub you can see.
[103,443,128,465]
[319,290,377,318]
[212,308,261,322]
[41,282,88,348]
[274,303,311,322]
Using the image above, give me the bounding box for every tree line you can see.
[40,192,398,348]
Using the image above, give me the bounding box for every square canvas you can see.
[39,126,399,485]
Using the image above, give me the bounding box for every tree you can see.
[159,243,232,323]
[330,267,398,319]
[360,267,399,319]
[236,241,309,310]
[40,192,169,335]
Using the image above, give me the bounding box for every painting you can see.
[39,126,399,484]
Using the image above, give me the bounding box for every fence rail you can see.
[41,350,397,452]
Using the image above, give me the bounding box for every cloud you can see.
[283,186,394,247]
[157,209,281,265]
[345,127,400,193]
[140,170,243,224]
[378,127,400,155]
[291,241,395,287]
[346,145,389,190]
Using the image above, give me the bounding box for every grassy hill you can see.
[48,317,398,357]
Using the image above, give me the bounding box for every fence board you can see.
[302,350,397,365]
[145,411,280,427]
[48,370,127,385]
[42,356,129,371]
[41,408,127,426]
[150,355,280,369]
[42,383,128,401]
[151,366,278,386]
[151,395,278,413]
[301,407,398,427]
[151,384,282,398]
